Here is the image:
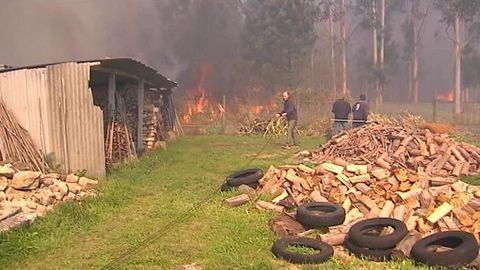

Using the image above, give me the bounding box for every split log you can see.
[272,190,288,203]
[333,158,349,167]
[376,158,391,170]
[269,215,305,237]
[355,183,372,195]
[452,148,466,162]
[344,208,364,225]
[427,202,453,224]
[396,189,422,201]
[224,194,250,208]
[419,190,434,209]
[310,190,328,202]
[320,232,346,246]
[379,200,395,218]
[298,164,315,174]
[346,164,368,174]
[429,144,436,155]
[468,198,480,211]
[391,231,422,260]
[321,163,344,174]
[349,174,370,184]
[452,162,464,177]
[435,152,451,171]
[393,205,406,221]
[256,200,284,213]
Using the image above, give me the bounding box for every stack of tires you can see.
[344,218,407,261]
[271,202,345,264]
[269,202,479,267]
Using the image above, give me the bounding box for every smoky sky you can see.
[0,0,463,101]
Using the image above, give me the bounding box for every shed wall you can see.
[0,62,105,177]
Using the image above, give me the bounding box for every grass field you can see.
[0,135,463,270]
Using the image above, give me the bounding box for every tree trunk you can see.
[340,0,347,96]
[411,0,419,103]
[329,3,337,96]
[372,0,378,103]
[454,14,462,114]
[378,0,385,105]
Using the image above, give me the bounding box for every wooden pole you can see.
[108,72,116,119]
[137,79,144,150]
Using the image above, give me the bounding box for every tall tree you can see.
[241,0,317,91]
[402,0,433,103]
[436,0,480,114]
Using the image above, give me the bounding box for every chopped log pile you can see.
[369,112,426,129]
[0,164,97,233]
[143,104,167,151]
[257,161,480,242]
[105,93,137,169]
[303,124,480,178]
[0,102,48,172]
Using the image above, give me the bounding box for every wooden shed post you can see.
[108,72,116,119]
[137,79,144,150]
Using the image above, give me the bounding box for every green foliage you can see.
[242,0,317,90]
[435,0,480,24]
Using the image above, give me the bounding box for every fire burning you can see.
[182,65,223,124]
[181,66,280,124]
[436,90,454,102]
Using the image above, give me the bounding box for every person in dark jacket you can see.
[331,95,351,135]
[276,91,298,149]
[352,94,369,128]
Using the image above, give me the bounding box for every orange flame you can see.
[436,90,454,102]
[182,65,224,124]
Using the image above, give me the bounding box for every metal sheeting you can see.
[0,62,105,177]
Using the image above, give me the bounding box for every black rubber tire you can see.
[226,168,263,187]
[344,238,392,262]
[220,182,232,192]
[296,202,346,229]
[348,218,408,249]
[271,237,334,264]
[411,231,479,268]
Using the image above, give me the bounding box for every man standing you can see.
[352,94,369,128]
[276,91,298,149]
[331,95,351,135]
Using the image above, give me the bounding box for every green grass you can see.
[0,135,448,269]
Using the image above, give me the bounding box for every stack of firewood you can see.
[105,93,137,169]
[143,105,167,151]
[302,124,480,178]
[257,161,480,242]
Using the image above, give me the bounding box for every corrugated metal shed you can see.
[0,58,176,177]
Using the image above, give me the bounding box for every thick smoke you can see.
[0,0,242,95]
[0,0,466,101]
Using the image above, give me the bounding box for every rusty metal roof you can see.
[0,58,177,88]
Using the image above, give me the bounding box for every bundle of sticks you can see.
[239,116,303,137]
[257,162,480,243]
[0,102,48,172]
[305,124,480,178]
